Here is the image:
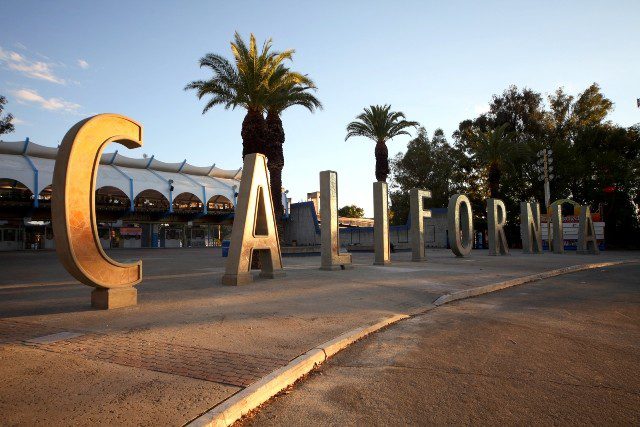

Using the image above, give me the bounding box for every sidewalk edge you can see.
[432,259,638,306]
[188,258,639,426]
[187,313,408,427]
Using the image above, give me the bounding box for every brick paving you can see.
[1,318,288,387]
[33,332,288,387]
[0,319,64,343]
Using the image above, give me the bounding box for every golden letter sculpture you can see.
[52,114,143,309]
[373,181,391,266]
[448,194,473,257]
[409,188,432,262]
[520,201,542,254]
[319,170,352,270]
[222,153,284,285]
[550,203,564,254]
[577,205,600,254]
[487,198,509,256]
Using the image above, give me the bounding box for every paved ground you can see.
[0,248,637,424]
[244,263,640,426]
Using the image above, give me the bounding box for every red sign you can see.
[120,227,142,236]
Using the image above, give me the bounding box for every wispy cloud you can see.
[11,117,27,125]
[77,59,89,69]
[13,42,27,50]
[0,46,65,84]
[12,88,80,113]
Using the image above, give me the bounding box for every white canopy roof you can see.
[0,139,241,208]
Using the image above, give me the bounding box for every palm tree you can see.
[264,65,322,227]
[345,105,418,182]
[185,32,294,158]
[467,123,515,198]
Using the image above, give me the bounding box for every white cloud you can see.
[77,59,89,69]
[0,46,65,84]
[12,88,81,113]
[11,117,27,125]
[13,42,27,50]
[474,103,490,115]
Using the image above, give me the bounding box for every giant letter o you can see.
[447,194,473,257]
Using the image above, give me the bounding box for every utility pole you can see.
[536,148,554,209]
[536,148,555,250]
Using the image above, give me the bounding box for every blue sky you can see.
[2,0,639,215]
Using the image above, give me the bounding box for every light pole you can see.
[536,148,554,209]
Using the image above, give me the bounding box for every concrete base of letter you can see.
[91,287,137,309]
[373,260,392,266]
[259,270,287,279]
[576,250,597,255]
[320,264,353,271]
[221,272,254,286]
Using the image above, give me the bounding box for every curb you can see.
[432,259,639,306]
[187,314,408,427]
[187,258,639,426]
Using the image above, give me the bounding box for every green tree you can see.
[455,82,639,248]
[264,65,322,229]
[338,204,365,218]
[466,123,518,199]
[185,32,295,158]
[389,128,472,225]
[454,86,548,243]
[0,96,15,136]
[345,105,418,182]
[456,86,547,208]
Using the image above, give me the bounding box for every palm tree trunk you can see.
[488,164,501,198]
[241,108,266,159]
[241,107,266,269]
[374,140,390,182]
[265,110,285,241]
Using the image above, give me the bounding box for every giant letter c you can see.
[52,114,142,308]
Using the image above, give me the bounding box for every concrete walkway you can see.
[0,248,637,425]
[244,263,640,425]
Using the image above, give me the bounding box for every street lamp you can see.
[535,148,554,209]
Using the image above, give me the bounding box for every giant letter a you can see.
[221,153,284,285]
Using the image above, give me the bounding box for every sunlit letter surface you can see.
[222,153,284,285]
[520,202,542,254]
[448,194,473,257]
[409,188,432,262]
[487,198,509,256]
[373,181,391,266]
[52,114,142,309]
[320,171,352,270]
[551,203,564,254]
[577,205,600,255]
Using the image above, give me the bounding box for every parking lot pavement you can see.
[0,248,637,424]
[244,263,640,426]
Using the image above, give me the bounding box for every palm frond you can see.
[345,104,417,144]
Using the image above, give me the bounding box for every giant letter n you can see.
[520,201,542,254]
[52,114,143,309]
[221,153,285,285]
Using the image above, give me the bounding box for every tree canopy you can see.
[0,96,15,136]
[338,204,365,218]
[346,105,417,182]
[390,83,640,247]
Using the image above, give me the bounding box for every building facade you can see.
[0,139,242,251]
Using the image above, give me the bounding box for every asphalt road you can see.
[243,263,640,426]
